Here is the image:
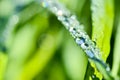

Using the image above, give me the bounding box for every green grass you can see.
[0,0,120,80]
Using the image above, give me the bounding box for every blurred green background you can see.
[0,0,120,80]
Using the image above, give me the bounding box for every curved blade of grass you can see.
[91,0,114,79]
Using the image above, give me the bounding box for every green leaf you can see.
[112,18,120,78]
[0,52,8,80]
[91,0,114,79]
[91,0,114,61]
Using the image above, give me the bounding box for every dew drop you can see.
[106,66,110,72]
[63,15,69,22]
[75,37,85,45]
[84,43,89,47]
[93,41,96,45]
[92,75,95,78]
[85,50,94,58]
[57,10,63,16]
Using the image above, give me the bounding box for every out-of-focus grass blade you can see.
[14,2,43,28]
[91,0,114,79]
[0,52,8,80]
[18,29,63,80]
[48,62,66,80]
[5,13,48,80]
[62,32,88,80]
[0,0,14,17]
[5,2,45,49]
[112,19,120,78]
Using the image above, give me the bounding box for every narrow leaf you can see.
[91,0,114,79]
